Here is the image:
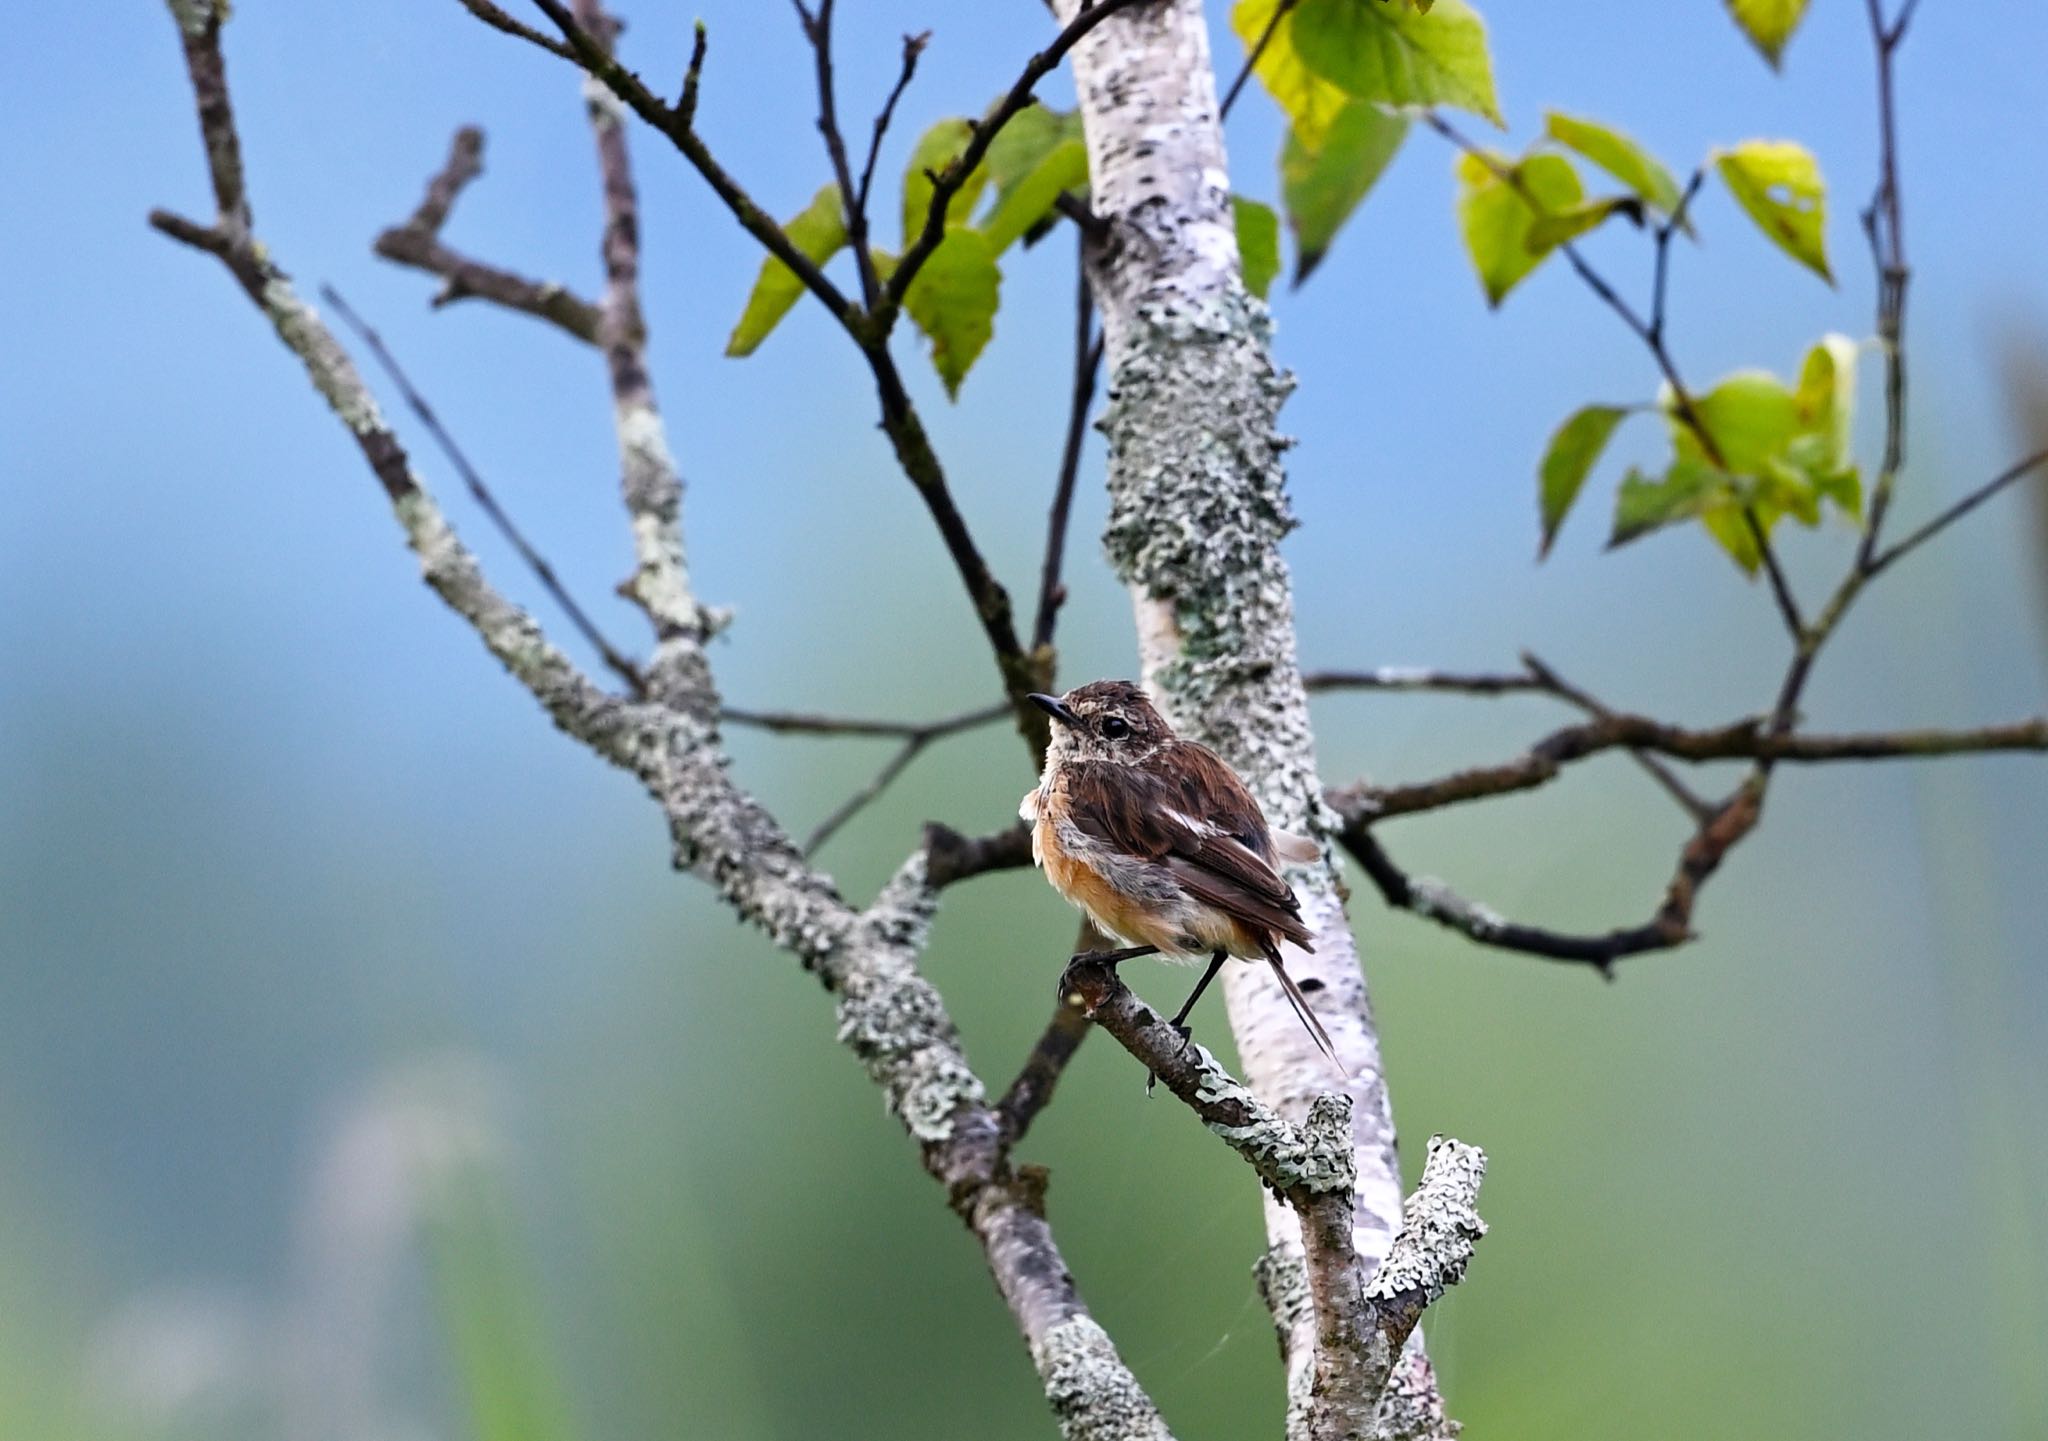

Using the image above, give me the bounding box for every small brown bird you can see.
[1022,680,1340,1068]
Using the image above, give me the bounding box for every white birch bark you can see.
[1052,3,1448,1434]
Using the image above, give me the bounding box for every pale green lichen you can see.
[262,276,385,437]
[1034,1317,1173,1441]
[167,0,230,38]
[1367,1136,1487,1304]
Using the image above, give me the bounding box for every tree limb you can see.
[373,126,604,342]
[151,8,1169,1433]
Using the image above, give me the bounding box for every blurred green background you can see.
[3,2,2045,1438]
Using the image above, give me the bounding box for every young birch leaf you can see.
[1715,140,1831,283]
[1526,195,1641,251]
[982,106,1078,191]
[982,139,1089,254]
[1283,102,1407,284]
[1291,0,1502,127]
[1724,0,1811,68]
[1232,0,1353,153]
[1609,460,1725,549]
[1538,404,1627,557]
[725,183,847,357]
[904,229,1000,398]
[1233,196,1282,299]
[1670,370,1803,473]
[1542,112,1682,215]
[1456,149,1584,306]
[901,118,990,247]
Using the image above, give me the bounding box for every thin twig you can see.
[1033,238,1102,651]
[724,700,1008,738]
[856,32,931,222]
[319,285,647,692]
[923,820,1033,889]
[996,989,1093,1146]
[1868,448,2048,575]
[1520,653,1715,822]
[373,126,604,342]
[794,0,882,308]
[1218,0,1296,122]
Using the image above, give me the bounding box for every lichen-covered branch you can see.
[373,126,604,342]
[151,10,1169,1435]
[1053,2,1464,1434]
[1060,961,1483,1441]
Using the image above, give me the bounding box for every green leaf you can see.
[901,118,990,247]
[1234,196,1282,299]
[1526,195,1641,251]
[1794,333,1857,456]
[725,184,847,357]
[1282,102,1407,284]
[1538,404,1627,557]
[1723,0,1811,67]
[904,228,1000,398]
[981,138,1089,255]
[1714,139,1831,282]
[1609,459,1726,549]
[1291,0,1502,127]
[1455,148,1584,306]
[982,105,1082,191]
[1669,370,1802,474]
[1542,111,1682,215]
[1232,0,1354,153]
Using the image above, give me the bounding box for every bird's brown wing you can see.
[1063,748,1314,950]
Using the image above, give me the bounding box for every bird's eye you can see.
[1100,716,1131,740]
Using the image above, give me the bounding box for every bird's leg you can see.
[1067,944,1160,966]
[1168,952,1229,1048]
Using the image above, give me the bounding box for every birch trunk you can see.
[1053,3,1446,1433]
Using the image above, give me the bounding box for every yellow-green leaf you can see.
[902,118,990,248]
[1234,195,1281,299]
[725,183,847,357]
[1668,370,1802,474]
[1232,0,1353,154]
[1282,102,1407,284]
[1291,0,1502,127]
[1715,139,1831,283]
[1456,148,1584,306]
[1539,404,1627,557]
[904,228,1000,398]
[1526,195,1640,251]
[981,139,1088,254]
[1723,0,1811,68]
[1609,460,1726,549]
[1542,111,1682,215]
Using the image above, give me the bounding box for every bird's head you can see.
[1029,680,1174,765]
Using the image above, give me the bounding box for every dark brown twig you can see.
[996,990,1092,1146]
[1033,238,1103,652]
[1868,448,2048,575]
[373,127,603,342]
[793,0,882,308]
[923,821,1033,889]
[320,284,647,693]
[1218,0,1296,122]
[856,32,930,223]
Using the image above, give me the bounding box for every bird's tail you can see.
[1265,950,1347,1078]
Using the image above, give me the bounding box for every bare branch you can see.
[724,700,1008,739]
[856,31,930,222]
[793,0,883,307]
[1303,666,1546,697]
[1867,447,2048,576]
[996,986,1092,1147]
[923,821,1034,889]
[373,127,604,342]
[574,0,703,662]
[1033,238,1103,652]
[320,284,646,694]
[452,0,578,59]
[1218,0,1297,122]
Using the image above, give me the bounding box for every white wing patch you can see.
[1271,828,1319,863]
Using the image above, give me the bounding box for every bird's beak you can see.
[1028,692,1080,728]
